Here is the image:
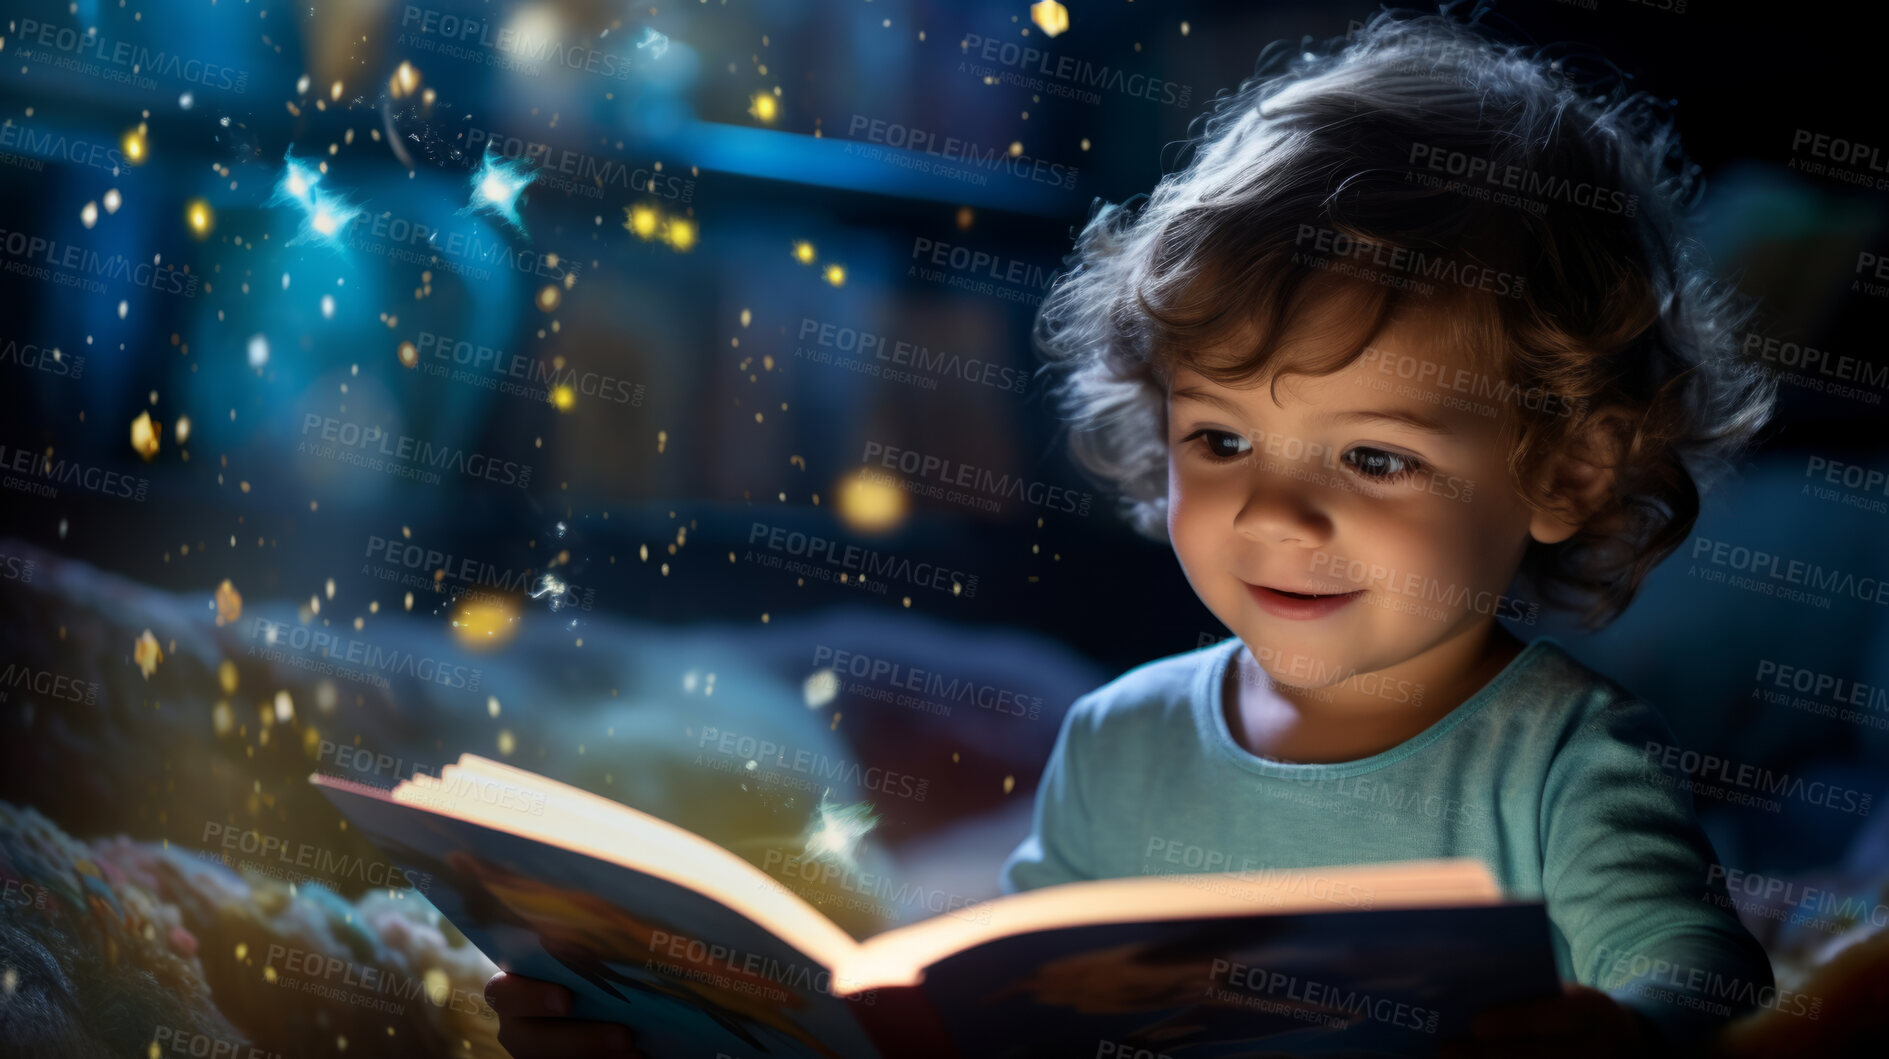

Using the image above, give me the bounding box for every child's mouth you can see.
[1245,582,1365,620]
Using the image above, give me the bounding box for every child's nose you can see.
[1231,476,1335,546]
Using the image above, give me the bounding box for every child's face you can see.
[1165,298,1562,690]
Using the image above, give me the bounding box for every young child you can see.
[486,9,1781,1057]
[1002,7,1780,1057]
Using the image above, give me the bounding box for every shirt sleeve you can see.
[1539,696,1778,1051]
[998,693,1099,895]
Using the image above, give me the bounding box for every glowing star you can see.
[130,411,161,461]
[662,216,697,252]
[133,629,163,679]
[461,143,537,235]
[214,579,242,626]
[749,92,779,123]
[623,204,660,240]
[792,240,816,265]
[186,199,214,237]
[121,128,147,164]
[1031,1,1070,38]
[801,793,879,877]
[823,263,846,287]
[271,149,360,248]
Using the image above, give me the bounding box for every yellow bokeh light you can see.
[823,263,846,287]
[536,284,561,311]
[749,92,779,123]
[186,199,213,237]
[130,410,160,461]
[397,341,418,368]
[1031,0,1071,38]
[663,216,697,252]
[836,469,907,533]
[792,240,816,265]
[122,129,147,164]
[550,385,576,412]
[451,596,520,651]
[624,204,660,239]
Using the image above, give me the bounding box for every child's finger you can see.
[484,970,573,1016]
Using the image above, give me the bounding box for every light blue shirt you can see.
[1000,635,1778,1048]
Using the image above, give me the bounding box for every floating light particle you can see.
[122,128,147,164]
[823,263,846,287]
[956,206,974,230]
[792,240,816,265]
[321,294,335,318]
[324,578,336,600]
[212,579,241,626]
[118,301,128,319]
[219,659,239,694]
[274,690,294,723]
[636,26,670,58]
[803,669,839,708]
[536,284,560,311]
[1008,141,1024,157]
[740,308,752,327]
[1080,137,1091,151]
[178,91,193,110]
[1180,21,1191,36]
[397,341,418,368]
[836,468,907,532]
[550,385,576,412]
[1031,1,1070,38]
[104,189,122,213]
[624,204,659,239]
[212,700,233,736]
[80,202,98,228]
[496,729,515,755]
[451,596,520,649]
[186,199,213,237]
[487,696,500,718]
[749,92,779,123]
[393,62,419,97]
[247,334,269,369]
[330,80,343,100]
[175,415,190,444]
[133,629,163,678]
[663,216,697,252]
[423,968,450,1006]
[130,411,161,461]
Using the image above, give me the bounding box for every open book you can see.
[311,755,1559,1058]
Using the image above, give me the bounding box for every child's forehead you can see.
[1166,304,1486,398]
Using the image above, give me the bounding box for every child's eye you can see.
[1180,429,1253,462]
[1343,446,1424,482]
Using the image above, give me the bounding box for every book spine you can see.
[850,983,959,1059]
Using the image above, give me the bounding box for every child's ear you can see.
[1527,408,1633,546]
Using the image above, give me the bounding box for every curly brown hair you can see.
[1029,6,1778,629]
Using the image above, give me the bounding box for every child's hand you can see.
[485,971,643,1057]
[1438,981,1660,1059]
